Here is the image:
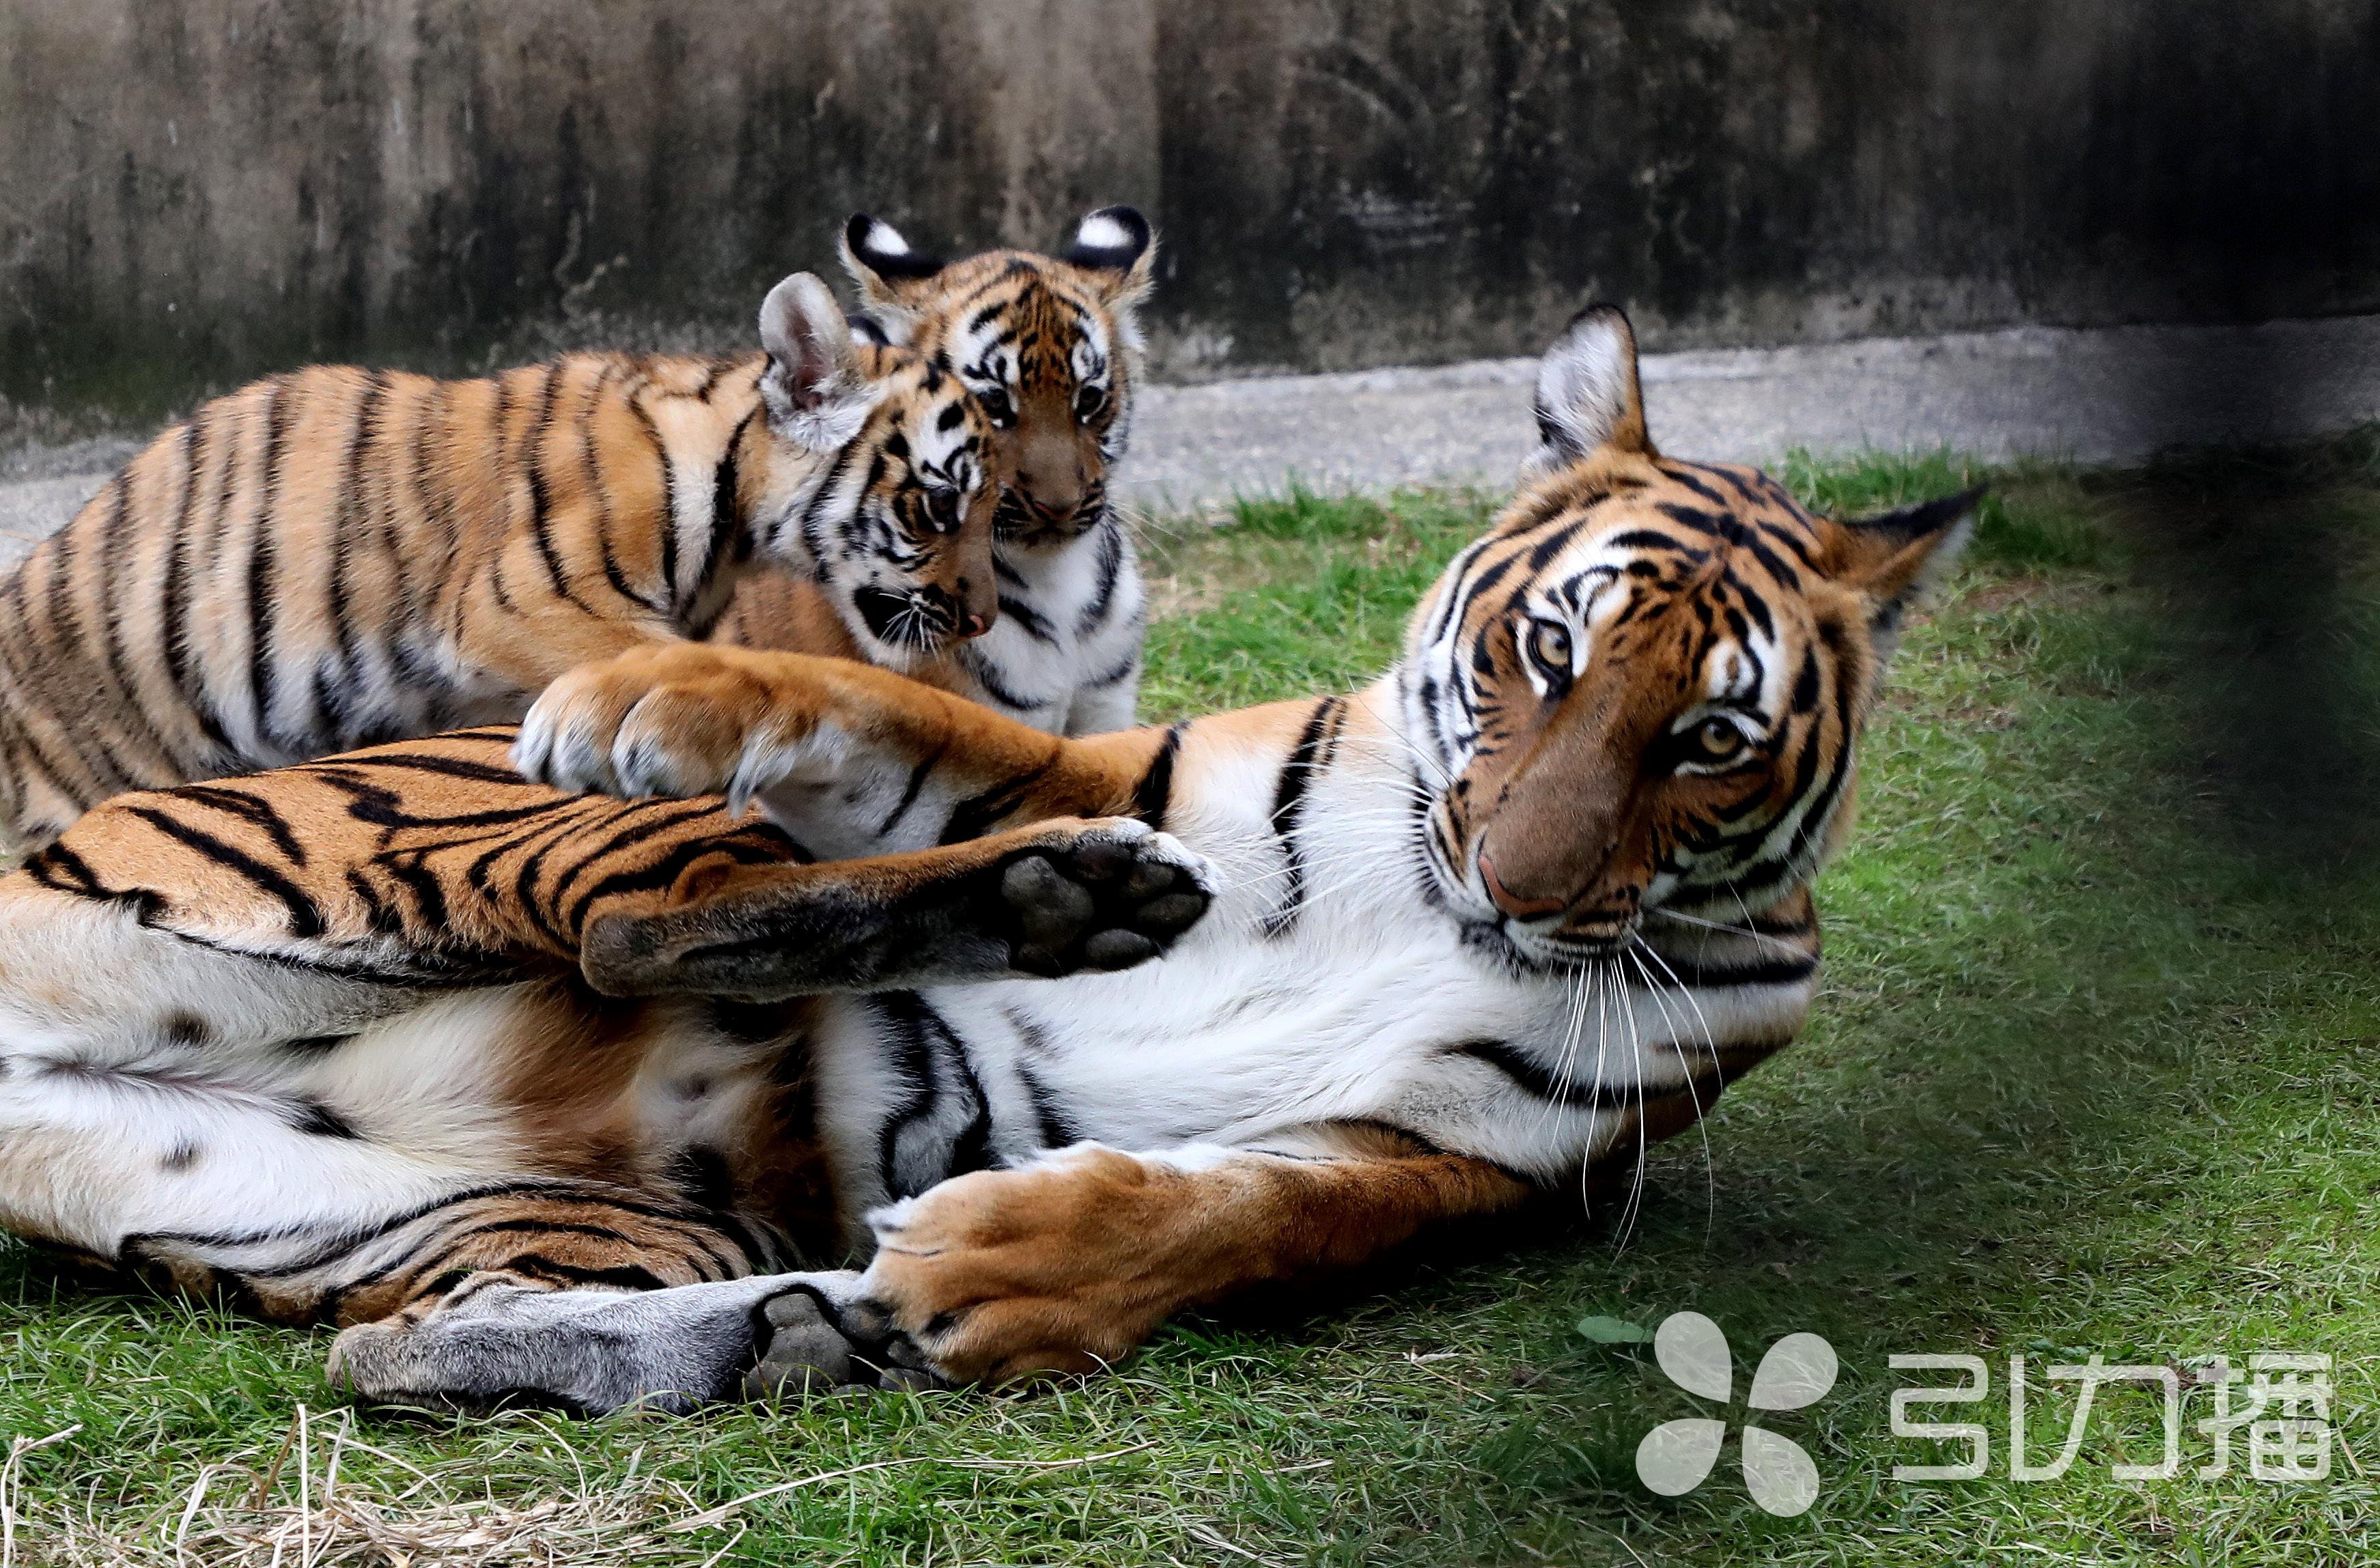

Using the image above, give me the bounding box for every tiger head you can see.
[839,207,1155,548]
[751,272,999,659]
[1401,305,1978,971]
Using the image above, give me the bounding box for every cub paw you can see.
[514,644,834,810]
[999,820,1214,977]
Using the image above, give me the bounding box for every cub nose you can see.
[1016,472,1082,520]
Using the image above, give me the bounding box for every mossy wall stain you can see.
[1,0,2374,428]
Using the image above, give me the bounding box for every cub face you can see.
[1405,306,1978,972]
[748,273,1000,659]
[840,207,1155,548]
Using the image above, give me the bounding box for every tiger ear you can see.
[757,272,871,453]
[1823,487,1983,657]
[839,214,947,345]
[1061,206,1156,326]
[1524,303,1653,477]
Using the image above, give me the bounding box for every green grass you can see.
[7,445,2380,1563]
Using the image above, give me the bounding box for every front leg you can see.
[579,815,1211,998]
[514,643,1171,856]
[841,1138,1534,1383]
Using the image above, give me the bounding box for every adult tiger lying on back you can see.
[713,207,1156,737]
[0,306,1976,1410]
[0,270,998,854]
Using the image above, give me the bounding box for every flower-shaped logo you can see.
[1635,1312,1837,1517]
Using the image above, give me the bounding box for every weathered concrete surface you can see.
[9,313,2375,569]
[1120,313,2380,508]
[3,1,2375,430]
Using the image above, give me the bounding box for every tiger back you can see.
[0,273,997,854]
[714,208,1156,736]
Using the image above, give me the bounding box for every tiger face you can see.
[1403,306,1977,972]
[839,208,1154,548]
[751,275,999,657]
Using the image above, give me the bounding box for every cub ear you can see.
[1524,303,1653,477]
[839,214,947,343]
[757,272,870,453]
[1060,206,1156,318]
[1823,486,1984,657]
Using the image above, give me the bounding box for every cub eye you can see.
[1525,618,1573,681]
[922,486,964,534]
[1074,383,1108,422]
[1686,716,1750,767]
[977,387,1015,428]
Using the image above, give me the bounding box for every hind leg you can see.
[324,1266,936,1414]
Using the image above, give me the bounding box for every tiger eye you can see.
[1695,717,1744,759]
[1527,619,1572,676]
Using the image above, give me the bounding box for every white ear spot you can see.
[1074,213,1132,252]
[862,219,911,257]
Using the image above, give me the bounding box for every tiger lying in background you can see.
[714,207,1156,738]
[0,205,1160,855]
[0,305,1975,1412]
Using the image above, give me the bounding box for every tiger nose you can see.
[957,611,991,639]
[1478,851,1568,919]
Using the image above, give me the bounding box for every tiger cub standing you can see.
[714,208,1155,736]
[0,272,997,854]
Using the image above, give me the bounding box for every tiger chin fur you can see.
[0,272,996,855]
[0,305,1976,1410]
[712,208,1155,736]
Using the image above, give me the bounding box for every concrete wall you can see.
[3,0,2376,428]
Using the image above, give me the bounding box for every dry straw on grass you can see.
[1,1408,1162,1568]
[3,1406,726,1567]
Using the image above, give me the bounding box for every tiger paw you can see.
[843,1149,1196,1385]
[995,818,1212,977]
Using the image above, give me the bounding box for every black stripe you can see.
[628,393,682,606]
[1262,698,1341,938]
[285,1097,361,1139]
[954,644,1048,712]
[1083,650,1140,690]
[1640,951,1818,988]
[92,473,185,773]
[582,365,665,615]
[1075,518,1125,637]
[997,593,1056,643]
[878,741,947,837]
[697,410,757,595]
[320,372,390,746]
[1015,1059,1082,1152]
[173,785,311,867]
[123,804,325,938]
[940,755,1058,845]
[247,378,291,753]
[162,408,239,764]
[1450,1037,1713,1110]
[523,364,598,615]
[1132,724,1186,831]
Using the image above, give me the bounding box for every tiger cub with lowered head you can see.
[0,305,1977,1411]
[0,271,998,854]
[713,207,1156,737]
